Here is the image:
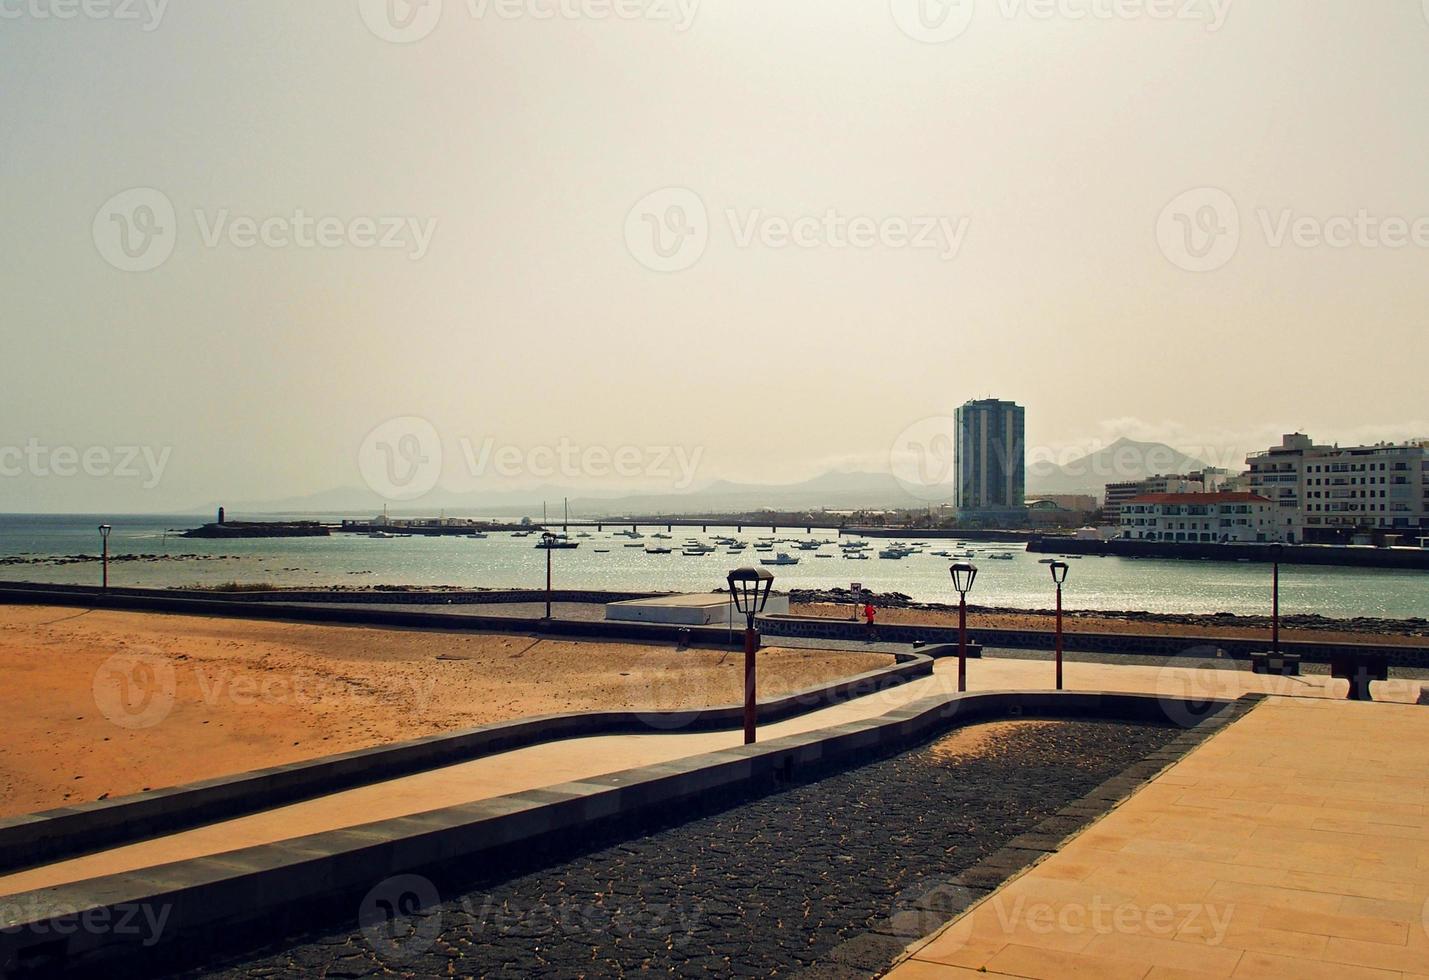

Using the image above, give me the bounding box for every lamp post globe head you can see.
[98,524,112,540]
[950,562,978,596]
[1050,560,1069,586]
[1269,542,1285,562]
[726,567,774,620]
[541,531,557,545]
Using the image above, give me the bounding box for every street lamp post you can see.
[1050,561,1069,691]
[727,567,775,745]
[98,524,112,590]
[949,563,978,693]
[1269,543,1284,657]
[541,531,557,619]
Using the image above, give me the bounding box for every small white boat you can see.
[466,532,488,539]
[367,531,395,539]
[760,552,801,566]
[645,546,673,554]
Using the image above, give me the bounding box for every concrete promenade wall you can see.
[0,584,747,648]
[1030,537,1429,569]
[5,580,1423,667]
[0,690,1248,978]
[761,614,1429,668]
[0,580,663,606]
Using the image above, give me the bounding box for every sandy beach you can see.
[791,602,1429,647]
[0,606,889,820]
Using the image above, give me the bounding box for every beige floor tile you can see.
[1323,935,1429,973]
[983,943,1153,980]
[1253,904,1411,945]
[1082,932,1243,975]
[905,699,1429,980]
[1231,949,1400,979]
[887,958,1018,979]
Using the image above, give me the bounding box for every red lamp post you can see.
[950,562,978,693]
[1050,561,1069,690]
[727,567,775,745]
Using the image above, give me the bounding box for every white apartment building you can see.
[1119,492,1276,543]
[1246,434,1429,544]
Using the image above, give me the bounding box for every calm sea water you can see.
[1,514,1425,620]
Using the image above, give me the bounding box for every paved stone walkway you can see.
[888,696,1429,978]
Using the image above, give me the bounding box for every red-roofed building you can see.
[1119,492,1276,543]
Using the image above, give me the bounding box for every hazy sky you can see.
[3,0,1428,512]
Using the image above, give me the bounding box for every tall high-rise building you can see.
[954,398,1026,521]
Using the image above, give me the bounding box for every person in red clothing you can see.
[863,600,876,641]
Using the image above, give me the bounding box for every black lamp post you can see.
[98,524,112,590]
[1050,561,1069,690]
[1268,542,1284,657]
[727,567,775,745]
[950,562,978,693]
[541,531,557,619]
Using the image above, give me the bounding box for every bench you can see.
[1329,652,1390,702]
[1248,651,1302,677]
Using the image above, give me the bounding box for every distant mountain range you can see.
[212,438,1213,518]
[1027,438,1213,497]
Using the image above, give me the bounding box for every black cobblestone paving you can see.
[184,718,1179,980]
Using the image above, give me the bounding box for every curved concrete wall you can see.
[0,651,932,874]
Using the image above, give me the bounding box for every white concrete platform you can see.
[605,593,791,626]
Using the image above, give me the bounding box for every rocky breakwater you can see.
[182,521,329,539]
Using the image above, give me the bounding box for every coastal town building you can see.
[1103,475,1204,525]
[954,398,1026,524]
[1119,492,1275,543]
[1102,468,1231,525]
[1247,433,1429,544]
